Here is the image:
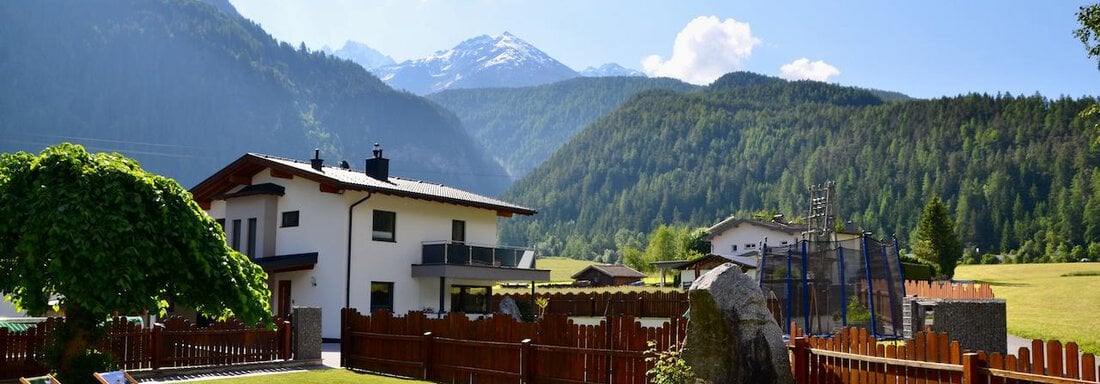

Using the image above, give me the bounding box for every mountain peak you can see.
[581,63,646,77]
[374,32,578,94]
[331,40,395,70]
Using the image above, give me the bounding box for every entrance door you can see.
[277,280,292,317]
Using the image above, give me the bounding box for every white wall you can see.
[710,224,800,256]
[0,297,24,318]
[214,169,505,339]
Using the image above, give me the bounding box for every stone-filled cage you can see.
[757,236,906,338]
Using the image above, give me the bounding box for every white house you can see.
[190,147,549,340]
[706,215,806,258]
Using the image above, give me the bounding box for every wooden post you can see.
[792,337,809,384]
[279,320,292,361]
[962,352,982,384]
[521,338,533,384]
[422,332,433,381]
[150,324,163,370]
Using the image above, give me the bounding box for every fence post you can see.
[962,352,982,384]
[150,324,163,370]
[278,320,292,361]
[521,338,533,384]
[792,337,809,384]
[422,332,433,381]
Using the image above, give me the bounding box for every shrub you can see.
[645,341,695,384]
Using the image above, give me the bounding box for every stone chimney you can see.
[310,149,323,171]
[365,143,389,181]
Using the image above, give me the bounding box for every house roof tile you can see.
[191,153,535,216]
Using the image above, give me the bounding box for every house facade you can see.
[191,149,549,340]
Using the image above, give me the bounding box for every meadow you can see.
[954,262,1100,354]
[188,369,427,383]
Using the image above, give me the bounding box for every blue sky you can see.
[229,0,1100,99]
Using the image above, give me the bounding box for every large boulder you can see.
[683,263,794,384]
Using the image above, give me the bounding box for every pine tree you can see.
[914,196,963,279]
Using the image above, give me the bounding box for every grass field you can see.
[535,256,597,282]
[954,262,1100,354]
[188,369,428,383]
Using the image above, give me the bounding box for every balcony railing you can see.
[421,241,536,269]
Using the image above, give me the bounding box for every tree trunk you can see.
[49,303,109,384]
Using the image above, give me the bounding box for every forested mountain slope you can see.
[428,77,699,179]
[500,72,1100,262]
[0,0,508,194]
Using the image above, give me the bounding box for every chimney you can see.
[310,148,323,171]
[365,143,389,181]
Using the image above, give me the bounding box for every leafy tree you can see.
[0,144,271,383]
[913,196,963,279]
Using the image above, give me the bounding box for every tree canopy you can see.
[0,143,270,322]
[0,144,272,382]
[913,196,963,279]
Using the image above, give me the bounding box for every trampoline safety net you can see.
[757,236,905,338]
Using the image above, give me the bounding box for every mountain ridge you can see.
[374,32,579,95]
[0,0,509,195]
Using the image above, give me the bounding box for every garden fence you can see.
[341,308,687,384]
[0,316,291,380]
[789,324,1098,384]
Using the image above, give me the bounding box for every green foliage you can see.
[845,295,873,324]
[644,341,695,384]
[914,197,963,278]
[501,72,1100,264]
[0,144,271,381]
[1076,4,1100,69]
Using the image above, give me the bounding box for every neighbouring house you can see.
[190,147,550,341]
[571,265,646,287]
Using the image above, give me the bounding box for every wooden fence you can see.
[789,325,1099,384]
[0,316,291,379]
[341,308,687,384]
[492,291,690,318]
[904,280,995,300]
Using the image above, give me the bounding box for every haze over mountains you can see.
[0,0,509,195]
[3,0,1098,265]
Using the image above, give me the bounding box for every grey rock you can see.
[683,263,794,384]
[499,295,522,321]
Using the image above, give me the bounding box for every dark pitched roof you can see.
[705,216,807,240]
[221,182,285,199]
[571,264,646,279]
[191,153,535,216]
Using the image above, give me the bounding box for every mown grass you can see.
[534,256,597,282]
[954,262,1100,354]
[187,368,428,383]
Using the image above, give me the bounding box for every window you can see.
[370,282,394,312]
[781,241,789,245]
[450,285,491,314]
[231,219,242,251]
[731,244,738,252]
[281,211,300,227]
[246,218,257,257]
[452,220,466,243]
[372,210,396,242]
[745,243,757,249]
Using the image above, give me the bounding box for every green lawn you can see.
[954,262,1100,354]
[534,256,597,282]
[187,368,428,383]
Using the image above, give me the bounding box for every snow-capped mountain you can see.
[580,63,646,77]
[373,32,579,95]
[328,41,396,70]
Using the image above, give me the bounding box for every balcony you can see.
[412,241,549,281]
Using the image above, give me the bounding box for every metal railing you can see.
[421,241,535,268]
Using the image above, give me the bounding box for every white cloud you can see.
[642,16,761,85]
[779,58,840,82]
